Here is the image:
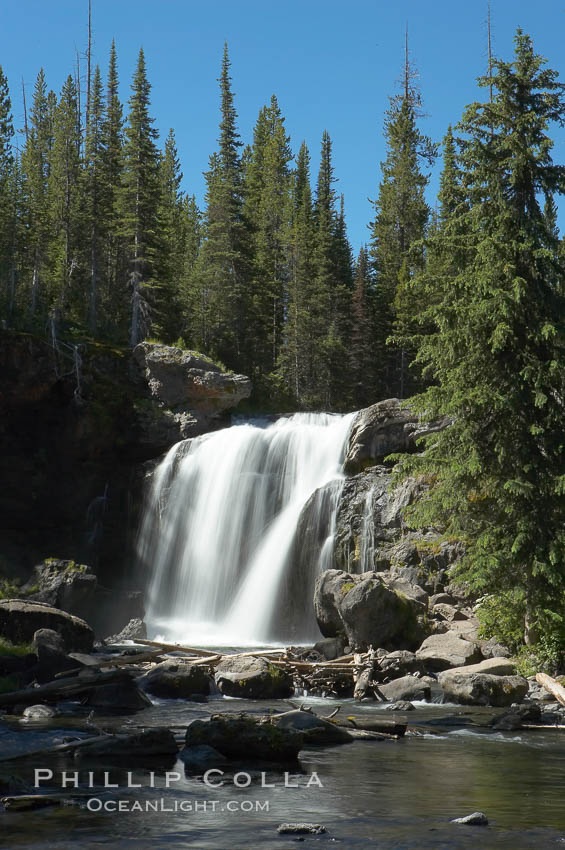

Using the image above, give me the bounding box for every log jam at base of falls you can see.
[137,413,355,645]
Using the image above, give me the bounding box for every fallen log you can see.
[2,795,64,811]
[536,672,565,708]
[55,650,165,678]
[0,669,131,708]
[0,734,108,763]
[335,717,407,737]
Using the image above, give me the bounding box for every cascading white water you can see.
[137,412,355,646]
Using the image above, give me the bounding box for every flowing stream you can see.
[137,412,355,645]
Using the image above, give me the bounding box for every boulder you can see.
[23,560,97,622]
[446,658,517,677]
[415,633,482,672]
[140,660,212,700]
[83,675,152,713]
[451,812,488,826]
[185,715,303,762]
[179,744,228,771]
[314,569,425,651]
[75,728,177,761]
[343,399,451,474]
[438,671,528,706]
[377,650,424,679]
[214,656,293,699]
[133,342,251,418]
[432,603,468,622]
[278,824,327,836]
[379,675,433,703]
[32,628,80,683]
[480,637,511,659]
[0,600,94,652]
[313,637,345,661]
[105,618,147,644]
[271,710,353,745]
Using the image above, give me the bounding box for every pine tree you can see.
[278,141,315,402]
[311,130,352,408]
[190,43,249,369]
[369,47,435,398]
[101,40,124,333]
[84,65,106,333]
[350,245,377,407]
[46,74,82,326]
[0,66,15,318]
[156,128,185,341]
[119,48,160,346]
[243,94,293,379]
[398,30,565,654]
[21,70,52,319]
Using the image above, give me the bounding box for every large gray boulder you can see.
[140,660,212,699]
[0,600,94,652]
[185,715,303,762]
[314,569,426,651]
[272,710,353,745]
[379,675,434,703]
[438,670,528,707]
[133,342,251,415]
[23,559,97,623]
[415,633,482,672]
[214,656,293,699]
[343,399,451,474]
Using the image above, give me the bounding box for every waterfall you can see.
[137,412,355,646]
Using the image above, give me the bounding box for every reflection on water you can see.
[2,698,565,849]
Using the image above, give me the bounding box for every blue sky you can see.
[1,0,564,253]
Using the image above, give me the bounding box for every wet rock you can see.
[75,728,178,761]
[277,823,327,835]
[438,671,528,707]
[451,811,489,826]
[185,715,303,762]
[179,745,228,771]
[140,660,212,699]
[23,559,97,622]
[314,569,426,651]
[214,656,293,699]
[271,710,353,745]
[0,600,94,653]
[379,675,433,703]
[22,704,57,720]
[343,398,451,474]
[105,618,147,644]
[415,633,482,672]
[491,702,542,730]
[384,700,415,711]
[83,674,152,713]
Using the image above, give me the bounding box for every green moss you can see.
[341,582,356,595]
[0,579,21,600]
[0,638,34,657]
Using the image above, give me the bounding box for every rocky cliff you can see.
[0,332,251,588]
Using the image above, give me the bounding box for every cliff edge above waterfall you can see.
[0,331,251,584]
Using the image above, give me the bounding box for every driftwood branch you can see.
[536,672,565,708]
